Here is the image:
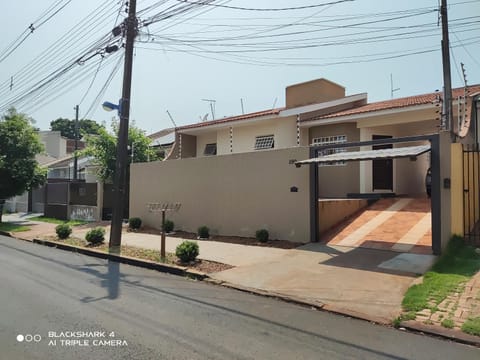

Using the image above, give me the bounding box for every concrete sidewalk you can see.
[3,213,437,324]
[67,221,437,323]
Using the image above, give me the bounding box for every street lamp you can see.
[102,101,121,115]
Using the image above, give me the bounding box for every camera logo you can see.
[17,334,42,343]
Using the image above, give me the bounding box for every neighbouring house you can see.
[148,127,175,159]
[130,78,480,252]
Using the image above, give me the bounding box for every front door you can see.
[372,135,393,190]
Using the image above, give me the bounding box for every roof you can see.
[303,85,480,122]
[296,144,430,165]
[177,108,284,131]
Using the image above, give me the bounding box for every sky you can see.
[0,0,479,134]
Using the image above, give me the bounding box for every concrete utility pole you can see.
[109,0,137,253]
[73,105,79,180]
[441,0,454,136]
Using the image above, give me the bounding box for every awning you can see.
[296,144,430,165]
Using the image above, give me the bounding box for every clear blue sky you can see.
[0,0,479,134]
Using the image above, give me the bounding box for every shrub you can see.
[176,241,199,263]
[256,229,269,243]
[197,225,209,239]
[128,217,142,230]
[85,227,105,245]
[55,224,72,240]
[163,219,174,233]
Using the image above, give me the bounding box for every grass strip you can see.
[0,222,30,232]
[29,216,87,226]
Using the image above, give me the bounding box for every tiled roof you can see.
[177,107,284,131]
[303,85,480,122]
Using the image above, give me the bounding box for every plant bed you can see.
[137,227,301,249]
[41,236,233,274]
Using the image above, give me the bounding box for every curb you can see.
[400,320,480,347]
[206,279,392,325]
[0,230,13,237]
[31,238,208,281]
[204,278,325,310]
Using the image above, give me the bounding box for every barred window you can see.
[312,135,347,166]
[255,135,274,150]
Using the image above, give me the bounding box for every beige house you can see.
[131,78,480,248]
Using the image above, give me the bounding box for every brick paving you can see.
[411,272,480,330]
[322,197,432,255]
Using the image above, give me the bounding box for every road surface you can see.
[0,235,477,359]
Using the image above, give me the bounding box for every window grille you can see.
[312,135,347,166]
[255,135,274,150]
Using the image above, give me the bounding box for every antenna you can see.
[202,99,216,120]
[199,113,208,122]
[390,74,400,99]
[166,110,177,128]
[240,98,245,114]
[272,97,278,109]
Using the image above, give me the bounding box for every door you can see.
[372,135,393,190]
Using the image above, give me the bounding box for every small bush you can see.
[55,224,72,240]
[256,229,269,243]
[163,219,174,233]
[176,241,199,263]
[128,217,142,230]
[85,227,105,245]
[197,226,209,239]
[441,318,454,329]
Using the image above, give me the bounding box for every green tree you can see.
[50,118,103,139]
[0,108,46,222]
[83,121,158,182]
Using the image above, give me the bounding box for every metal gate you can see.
[463,144,480,246]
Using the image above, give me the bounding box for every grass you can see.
[402,236,480,313]
[461,317,480,336]
[29,216,87,226]
[0,222,30,232]
[441,318,455,329]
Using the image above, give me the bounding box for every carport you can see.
[295,134,442,255]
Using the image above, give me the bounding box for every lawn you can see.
[400,235,480,335]
[29,216,87,226]
[402,236,480,313]
[0,222,30,232]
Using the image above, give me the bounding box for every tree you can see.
[83,121,158,183]
[50,118,103,139]
[0,108,46,222]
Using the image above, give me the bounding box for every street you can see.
[0,235,477,360]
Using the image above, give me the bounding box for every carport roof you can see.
[296,144,430,165]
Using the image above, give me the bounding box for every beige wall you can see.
[217,117,298,154]
[180,134,196,158]
[130,147,311,242]
[286,78,345,108]
[309,123,360,197]
[39,131,67,159]
[196,132,217,157]
[318,199,368,234]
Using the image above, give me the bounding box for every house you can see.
[130,78,480,251]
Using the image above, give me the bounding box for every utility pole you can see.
[441,0,454,137]
[73,105,79,180]
[109,0,137,253]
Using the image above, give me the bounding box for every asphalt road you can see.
[0,235,478,360]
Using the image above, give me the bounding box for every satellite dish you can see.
[457,97,471,138]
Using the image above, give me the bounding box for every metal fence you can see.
[463,144,480,246]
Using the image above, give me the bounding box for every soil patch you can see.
[138,227,302,249]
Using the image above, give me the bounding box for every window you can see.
[312,135,347,166]
[204,143,217,156]
[255,135,274,150]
